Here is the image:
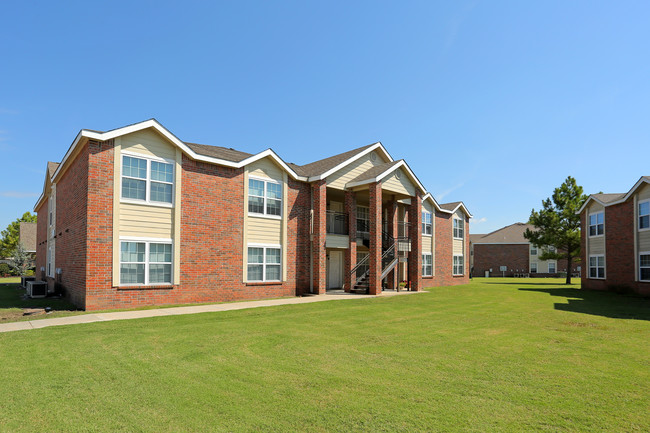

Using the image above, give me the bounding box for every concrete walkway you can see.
[0,290,421,333]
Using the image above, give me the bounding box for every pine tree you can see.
[524,176,588,284]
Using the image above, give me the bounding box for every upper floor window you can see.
[453,218,464,239]
[356,206,370,233]
[639,200,649,230]
[248,178,282,217]
[588,212,604,236]
[531,246,537,256]
[122,155,174,205]
[422,211,432,236]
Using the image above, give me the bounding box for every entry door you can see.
[328,251,343,289]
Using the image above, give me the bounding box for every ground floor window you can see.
[453,255,464,276]
[589,255,605,279]
[530,262,537,273]
[247,245,281,282]
[120,240,172,285]
[640,253,650,281]
[422,253,432,277]
[548,261,556,273]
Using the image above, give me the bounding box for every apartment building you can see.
[34,119,471,310]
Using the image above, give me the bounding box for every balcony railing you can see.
[381,221,411,238]
[326,211,348,235]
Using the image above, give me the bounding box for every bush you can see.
[25,269,34,276]
[0,263,10,277]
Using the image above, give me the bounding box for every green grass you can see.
[0,278,648,432]
[0,279,78,322]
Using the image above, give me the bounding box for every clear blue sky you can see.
[1,1,649,234]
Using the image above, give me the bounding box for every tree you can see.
[0,212,37,258]
[524,176,588,285]
[10,242,31,276]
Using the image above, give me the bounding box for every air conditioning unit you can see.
[26,281,48,298]
[21,276,36,288]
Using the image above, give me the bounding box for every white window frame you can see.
[640,252,650,282]
[453,218,464,239]
[47,246,54,278]
[247,244,282,282]
[119,238,173,286]
[247,176,282,219]
[356,205,370,234]
[639,200,650,231]
[422,253,432,277]
[530,262,537,273]
[547,261,556,273]
[121,151,175,208]
[531,245,537,256]
[588,212,604,237]
[453,254,464,276]
[588,254,605,280]
[422,211,432,236]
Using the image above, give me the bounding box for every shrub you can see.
[0,263,10,277]
[25,269,35,276]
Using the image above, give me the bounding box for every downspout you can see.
[309,187,314,294]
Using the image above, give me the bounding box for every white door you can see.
[328,251,343,289]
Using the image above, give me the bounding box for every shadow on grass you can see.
[0,282,76,311]
[520,287,650,321]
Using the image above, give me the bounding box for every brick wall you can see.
[35,199,48,281]
[84,155,313,310]
[427,211,469,287]
[53,143,91,308]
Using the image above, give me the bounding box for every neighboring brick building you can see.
[470,222,578,278]
[578,177,650,296]
[34,119,472,310]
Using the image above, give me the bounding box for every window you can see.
[589,255,605,279]
[120,241,172,285]
[453,255,464,275]
[356,206,370,234]
[422,211,432,236]
[640,253,650,281]
[548,246,556,253]
[530,262,537,273]
[47,247,52,278]
[453,218,464,239]
[248,178,282,217]
[639,201,650,230]
[122,155,174,205]
[588,212,604,236]
[247,246,281,282]
[548,261,556,273]
[422,253,432,276]
[531,246,537,256]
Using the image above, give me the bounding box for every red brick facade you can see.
[35,125,472,310]
[581,198,650,296]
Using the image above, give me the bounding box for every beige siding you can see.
[121,129,176,160]
[119,203,173,238]
[453,239,464,255]
[327,151,388,190]
[589,237,605,255]
[326,234,349,249]
[586,202,606,256]
[637,183,650,201]
[247,216,282,244]
[422,235,433,253]
[382,169,416,196]
[639,232,650,251]
[248,157,284,181]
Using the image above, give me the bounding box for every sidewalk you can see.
[0,289,421,333]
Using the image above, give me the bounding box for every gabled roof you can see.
[440,201,473,218]
[296,143,379,178]
[345,159,427,196]
[471,222,534,244]
[47,162,60,178]
[577,176,650,214]
[184,142,253,163]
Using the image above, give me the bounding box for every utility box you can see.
[26,281,47,298]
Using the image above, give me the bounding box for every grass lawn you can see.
[0,278,78,322]
[0,278,648,432]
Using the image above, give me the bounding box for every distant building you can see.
[470,222,579,278]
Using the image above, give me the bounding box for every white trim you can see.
[344,159,427,196]
[120,153,175,207]
[452,254,465,276]
[118,239,174,286]
[422,252,433,277]
[547,261,557,273]
[422,210,432,236]
[246,244,283,282]
[308,142,392,181]
[588,254,605,280]
[638,199,650,231]
[247,176,283,218]
[423,193,473,218]
[639,251,650,282]
[577,177,650,215]
[530,262,538,273]
[588,211,605,237]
